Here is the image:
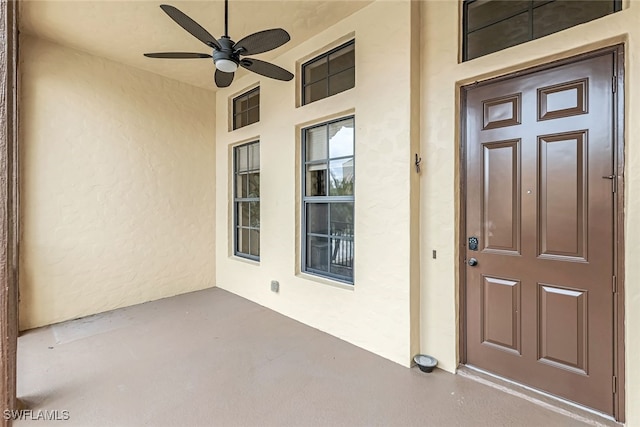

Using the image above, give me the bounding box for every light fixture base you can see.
[215,58,238,73]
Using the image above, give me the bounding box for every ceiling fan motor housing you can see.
[213,37,239,69]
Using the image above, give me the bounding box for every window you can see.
[462,0,621,61]
[234,141,260,260]
[232,87,260,130]
[302,41,355,105]
[302,117,355,283]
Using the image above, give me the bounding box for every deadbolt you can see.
[468,236,478,251]
[468,258,478,266]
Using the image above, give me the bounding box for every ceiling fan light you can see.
[215,59,238,73]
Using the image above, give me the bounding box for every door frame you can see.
[0,0,20,422]
[457,45,626,422]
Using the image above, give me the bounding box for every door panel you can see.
[538,132,588,260]
[538,79,588,120]
[483,140,521,253]
[538,284,588,374]
[464,52,616,415]
[481,276,521,354]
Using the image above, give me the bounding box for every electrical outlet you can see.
[270,280,279,293]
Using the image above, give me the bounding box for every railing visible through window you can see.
[330,221,353,269]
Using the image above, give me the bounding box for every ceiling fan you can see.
[144,0,294,88]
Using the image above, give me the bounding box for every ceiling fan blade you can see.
[241,58,294,81]
[160,4,221,50]
[144,52,212,59]
[215,69,234,88]
[235,28,290,56]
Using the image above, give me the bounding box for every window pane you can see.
[237,227,250,254]
[329,119,354,158]
[329,203,354,278]
[330,202,354,232]
[248,172,259,198]
[306,126,328,161]
[250,201,260,228]
[307,236,329,272]
[307,203,328,234]
[233,97,242,113]
[328,43,355,74]
[533,1,614,39]
[330,237,353,277]
[328,69,355,97]
[304,56,328,83]
[239,96,249,112]
[305,80,328,104]
[236,145,248,172]
[306,163,327,196]
[248,91,259,108]
[234,113,244,130]
[467,0,529,32]
[329,159,354,196]
[249,229,260,256]
[467,11,529,60]
[236,173,248,198]
[233,89,260,130]
[238,202,250,226]
[248,107,259,126]
[249,143,260,170]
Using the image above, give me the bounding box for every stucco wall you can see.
[215,1,417,366]
[20,0,637,420]
[19,35,217,329]
[419,0,638,423]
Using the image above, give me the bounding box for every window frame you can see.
[462,0,622,61]
[301,40,355,105]
[301,116,355,284]
[232,87,260,130]
[233,140,260,261]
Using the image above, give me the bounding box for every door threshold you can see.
[457,365,622,427]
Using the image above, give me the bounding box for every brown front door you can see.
[464,51,620,415]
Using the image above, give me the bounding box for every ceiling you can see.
[19,0,371,90]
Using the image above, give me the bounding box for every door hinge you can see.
[613,376,617,394]
[612,75,617,93]
[613,276,617,293]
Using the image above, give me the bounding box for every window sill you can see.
[231,255,260,266]
[297,272,354,291]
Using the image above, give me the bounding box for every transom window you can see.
[463,0,621,61]
[302,41,355,105]
[302,117,355,283]
[234,141,260,260]
[232,87,260,130]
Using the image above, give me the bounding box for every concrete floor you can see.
[15,288,612,426]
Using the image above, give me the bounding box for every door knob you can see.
[468,258,478,266]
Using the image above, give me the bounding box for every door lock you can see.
[468,236,479,251]
[468,258,478,266]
